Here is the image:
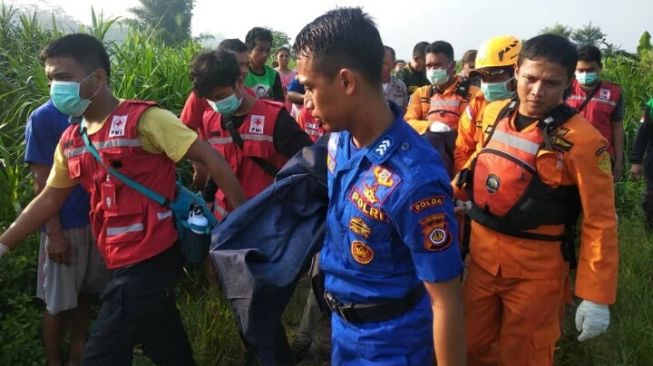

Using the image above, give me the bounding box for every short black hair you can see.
[412,41,429,58]
[277,46,291,55]
[462,49,477,65]
[40,33,111,79]
[190,49,240,97]
[426,41,455,63]
[218,38,248,53]
[245,27,273,50]
[395,59,405,66]
[577,45,603,67]
[518,34,578,77]
[384,46,396,61]
[294,7,384,86]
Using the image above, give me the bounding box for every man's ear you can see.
[338,68,356,96]
[95,68,108,85]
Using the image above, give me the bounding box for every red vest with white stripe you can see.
[60,100,178,269]
[202,99,288,219]
[566,80,620,155]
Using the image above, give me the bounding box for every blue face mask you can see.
[208,93,243,116]
[50,72,98,117]
[480,77,515,102]
[426,67,450,86]
[575,71,599,86]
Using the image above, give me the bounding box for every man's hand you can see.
[454,200,471,216]
[612,162,624,182]
[630,163,642,181]
[575,300,610,342]
[190,160,208,190]
[46,230,72,265]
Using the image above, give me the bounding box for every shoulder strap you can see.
[481,99,519,148]
[79,127,169,206]
[576,82,601,112]
[454,77,472,100]
[537,103,577,151]
[222,116,279,177]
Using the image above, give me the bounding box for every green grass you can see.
[556,202,653,365]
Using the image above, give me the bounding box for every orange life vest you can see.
[420,78,472,130]
[464,100,581,241]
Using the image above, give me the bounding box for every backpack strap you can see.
[454,77,472,101]
[575,82,601,113]
[481,98,519,148]
[537,103,577,151]
[79,126,169,206]
[222,117,279,177]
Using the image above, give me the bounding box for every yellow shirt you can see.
[47,103,198,188]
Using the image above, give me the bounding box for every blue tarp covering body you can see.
[209,136,329,366]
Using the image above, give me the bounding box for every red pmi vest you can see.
[202,99,288,219]
[297,106,324,142]
[566,80,620,155]
[60,101,178,269]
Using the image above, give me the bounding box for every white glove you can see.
[0,243,9,258]
[454,200,472,215]
[575,300,610,342]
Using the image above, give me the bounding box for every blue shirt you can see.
[287,77,305,94]
[321,102,463,303]
[25,100,90,230]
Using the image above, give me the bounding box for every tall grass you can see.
[0,5,651,365]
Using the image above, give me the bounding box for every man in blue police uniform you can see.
[294,7,466,365]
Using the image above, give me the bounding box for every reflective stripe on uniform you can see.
[491,130,540,155]
[157,211,172,220]
[208,134,274,146]
[430,99,461,108]
[64,138,141,158]
[214,204,229,217]
[106,223,144,236]
[207,137,233,145]
[567,95,617,107]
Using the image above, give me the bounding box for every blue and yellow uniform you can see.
[322,103,463,365]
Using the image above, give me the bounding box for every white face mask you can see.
[426,65,451,86]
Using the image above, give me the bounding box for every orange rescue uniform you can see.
[404,75,479,134]
[454,90,488,173]
[458,99,619,366]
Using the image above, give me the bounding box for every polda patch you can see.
[411,196,444,213]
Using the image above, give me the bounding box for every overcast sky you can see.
[9,0,653,60]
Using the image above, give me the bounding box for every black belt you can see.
[324,285,425,323]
